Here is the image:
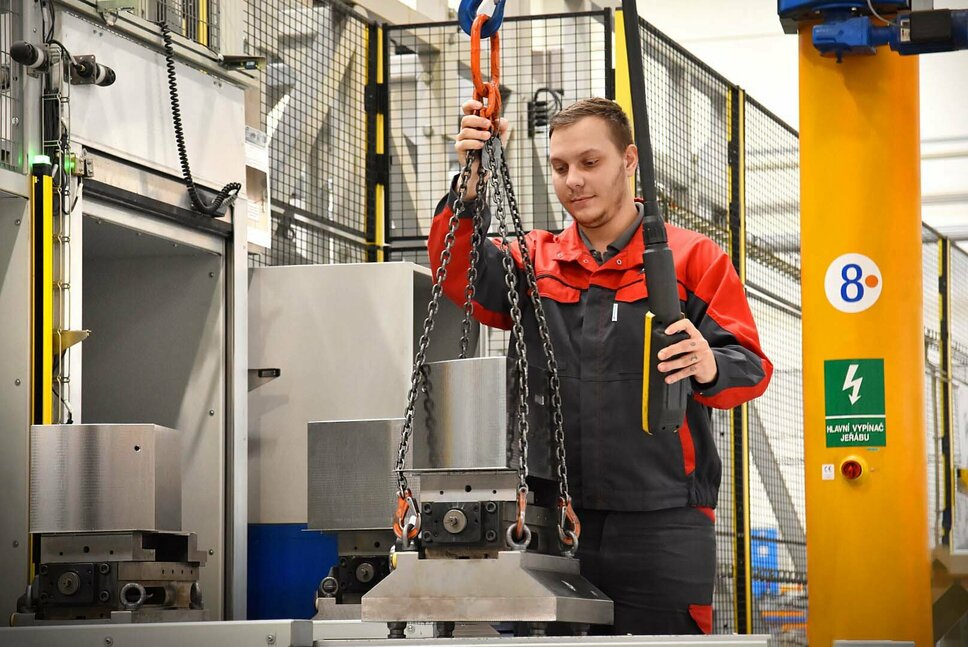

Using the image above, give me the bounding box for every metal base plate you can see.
[360,551,612,625]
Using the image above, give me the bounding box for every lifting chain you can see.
[498,151,580,555]
[393,9,578,555]
[393,154,477,547]
[481,140,532,550]
[458,165,488,358]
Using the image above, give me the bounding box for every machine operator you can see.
[427,97,773,635]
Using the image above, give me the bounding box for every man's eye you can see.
[553,166,566,174]
[584,159,598,167]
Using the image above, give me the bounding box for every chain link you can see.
[499,152,572,510]
[394,133,575,549]
[482,138,531,500]
[458,162,489,359]
[394,154,477,500]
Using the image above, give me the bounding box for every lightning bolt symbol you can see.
[842,364,863,405]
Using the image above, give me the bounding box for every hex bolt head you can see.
[98,590,111,603]
[98,563,110,575]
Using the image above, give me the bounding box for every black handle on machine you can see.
[620,0,690,434]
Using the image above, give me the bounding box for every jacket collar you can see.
[555,200,647,269]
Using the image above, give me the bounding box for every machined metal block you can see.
[38,531,206,565]
[30,425,181,533]
[360,550,613,624]
[307,419,411,532]
[412,357,554,480]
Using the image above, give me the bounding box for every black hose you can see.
[159,22,241,216]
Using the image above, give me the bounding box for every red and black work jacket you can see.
[428,188,773,512]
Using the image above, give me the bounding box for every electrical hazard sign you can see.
[824,359,886,447]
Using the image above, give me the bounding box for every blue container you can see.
[247,524,338,619]
[751,527,780,597]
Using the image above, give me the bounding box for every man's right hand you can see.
[455,99,510,201]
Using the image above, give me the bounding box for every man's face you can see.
[549,116,638,230]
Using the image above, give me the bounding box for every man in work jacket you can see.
[428,97,772,636]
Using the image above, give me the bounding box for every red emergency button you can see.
[841,459,863,480]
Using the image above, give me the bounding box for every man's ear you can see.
[624,144,638,177]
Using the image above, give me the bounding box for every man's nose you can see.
[566,168,583,188]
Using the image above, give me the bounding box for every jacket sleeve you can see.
[427,176,519,330]
[680,239,773,410]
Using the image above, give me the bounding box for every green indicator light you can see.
[31,155,51,166]
[64,157,75,173]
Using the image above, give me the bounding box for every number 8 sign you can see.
[824,253,883,313]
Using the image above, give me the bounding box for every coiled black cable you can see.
[159,22,241,216]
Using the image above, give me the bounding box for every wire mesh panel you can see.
[745,99,799,310]
[144,0,221,51]
[247,0,370,250]
[741,99,805,645]
[949,244,968,552]
[385,12,610,245]
[923,226,943,549]
[746,293,805,644]
[638,19,731,253]
[710,408,738,634]
[0,1,22,172]
[248,218,368,267]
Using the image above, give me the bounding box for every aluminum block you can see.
[361,550,613,624]
[307,419,408,532]
[30,424,181,533]
[411,357,554,480]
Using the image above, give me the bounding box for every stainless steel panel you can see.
[0,195,30,619]
[412,357,553,480]
[249,263,472,525]
[81,217,226,618]
[338,636,770,646]
[226,204,248,620]
[0,620,768,646]
[62,13,246,196]
[361,550,612,624]
[307,419,407,532]
[0,619,315,647]
[30,424,181,532]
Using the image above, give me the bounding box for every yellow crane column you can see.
[799,27,932,646]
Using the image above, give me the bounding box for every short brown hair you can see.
[548,98,634,152]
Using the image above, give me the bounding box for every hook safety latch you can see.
[392,489,421,542]
[458,0,506,38]
[557,497,581,555]
[505,486,532,550]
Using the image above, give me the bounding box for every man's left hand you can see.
[657,319,718,386]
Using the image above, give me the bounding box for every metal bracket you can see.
[248,368,281,391]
